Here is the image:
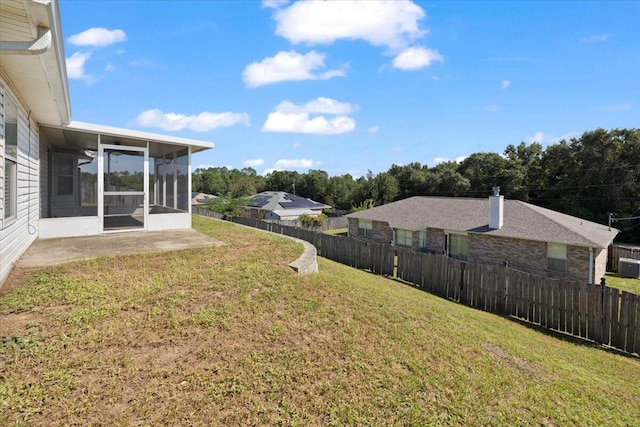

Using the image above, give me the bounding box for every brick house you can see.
[346,190,618,283]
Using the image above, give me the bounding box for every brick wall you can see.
[347,218,392,244]
[348,218,604,282]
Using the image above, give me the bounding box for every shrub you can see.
[300,213,327,227]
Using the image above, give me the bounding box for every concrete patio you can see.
[18,229,224,268]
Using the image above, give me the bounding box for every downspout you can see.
[589,247,594,284]
[0,26,52,55]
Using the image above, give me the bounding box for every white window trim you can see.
[3,93,19,226]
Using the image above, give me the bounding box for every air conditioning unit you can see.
[618,257,640,279]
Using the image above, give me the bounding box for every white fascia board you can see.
[66,121,215,151]
[47,0,72,123]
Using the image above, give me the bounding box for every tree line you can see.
[193,128,640,243]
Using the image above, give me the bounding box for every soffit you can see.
[0,0,71,125]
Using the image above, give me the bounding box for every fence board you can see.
[608,244,640,271]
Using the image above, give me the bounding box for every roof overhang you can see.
[40,121,214,156]
[67,121,214,152]
[0,0,71,125]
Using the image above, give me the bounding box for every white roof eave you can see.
[66,121,215,151]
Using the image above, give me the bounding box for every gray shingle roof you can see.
[247,192,330,211]
[346,196,618,248]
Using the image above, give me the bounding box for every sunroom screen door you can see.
[100,145,148,232]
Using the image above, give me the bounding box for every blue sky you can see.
[60,0,640,177]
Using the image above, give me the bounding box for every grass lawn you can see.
[1,215,639,426]
[323,227,347,236]
[605,273,640,295]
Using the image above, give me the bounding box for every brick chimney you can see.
[489,186,503,229]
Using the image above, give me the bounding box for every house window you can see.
[3,95,18,222]
[358,219,372,237]
[396,229,412,246]
[547,243,567,272]
[419,229,427,248]
[446,232,468,261]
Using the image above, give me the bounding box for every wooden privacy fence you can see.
[608,244,640,272]
[194,208,639,355]
[396,249,640,355]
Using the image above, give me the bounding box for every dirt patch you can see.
[483,343,543,378]
[0,311,45,336]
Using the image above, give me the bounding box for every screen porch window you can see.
[396,229,412,246]
[3,95,18,222]
[547,243,567,272]
[358,219,372,237]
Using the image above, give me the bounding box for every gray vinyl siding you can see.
[0,80,40,286]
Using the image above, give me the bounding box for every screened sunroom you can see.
[38,121,213,238]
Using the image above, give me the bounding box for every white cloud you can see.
[68,28,127,47]
[262,168,279,175]
[392,46,444,70]
[433,156,467,165]
[501,80,510,89]
[368,125,380,134]
[262,0,289,9]
[243,50,345,88]
[273,0,427,52]
[292,142,303,149]
[581,34,609,43]
[274,158,319,168]
[243,159,265,167]
[526,131,578,145]
[66,51,93,82]
[134,109,250,132]
[262,98,356,135]
[483,105,500,113]
[105,63,116,72]
[275,97,354,115]
[263,112,355,135]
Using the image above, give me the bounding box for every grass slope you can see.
[1,216,639,426]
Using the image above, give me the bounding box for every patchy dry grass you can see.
[1,215,639,426]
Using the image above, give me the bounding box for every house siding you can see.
[0,79,40,286]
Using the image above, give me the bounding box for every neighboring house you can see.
[191,192,217,206]
[0,0,214,285]
[346,189,619,283]
[245,191,330,221]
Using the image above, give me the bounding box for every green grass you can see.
[605,272,640,295]
[323,227,347,236]
[1,215,639,426]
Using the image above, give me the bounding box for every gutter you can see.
[0,26,51,55]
